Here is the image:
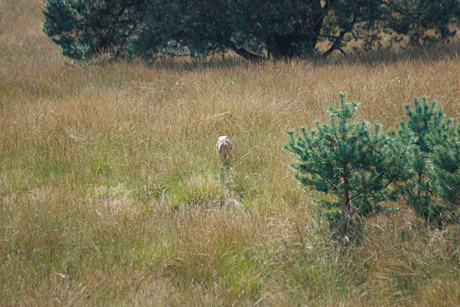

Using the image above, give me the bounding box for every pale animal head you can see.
[216,136,233,161]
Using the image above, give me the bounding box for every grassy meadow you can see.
[1,0,460,305]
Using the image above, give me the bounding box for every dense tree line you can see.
[43,0,459,60]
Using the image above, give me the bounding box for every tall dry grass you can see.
[1,0,459,305]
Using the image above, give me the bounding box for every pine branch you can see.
[322,0,357,58]
[350,135,412,202]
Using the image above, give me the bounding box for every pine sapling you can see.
[286,93,411,241]
[431,121,460,223]
[398,97,456,227]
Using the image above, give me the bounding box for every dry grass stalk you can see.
[206,111,233,122]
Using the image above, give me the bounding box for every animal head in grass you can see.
[216,136,233,161]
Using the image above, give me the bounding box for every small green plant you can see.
[398,97,458,227]
[286,93,411,241]
[175,174,225,207]
[432,121,460,215]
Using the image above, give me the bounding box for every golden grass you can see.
[1,0,459,305]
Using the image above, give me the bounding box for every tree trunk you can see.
[266,0,327,59]
[224,41,265,62]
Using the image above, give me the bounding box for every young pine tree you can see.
[286,93,411,241]
[432,121,460,222]
[398,97,457,227]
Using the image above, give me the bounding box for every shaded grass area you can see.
[0,0,459,305]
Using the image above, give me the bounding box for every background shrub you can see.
[42,0,459,60]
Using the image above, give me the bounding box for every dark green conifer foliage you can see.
[398,97,458,227]
[432,122,460,220]
[286,93,411,240]
[43,0,459,61]
[42,0,148,59]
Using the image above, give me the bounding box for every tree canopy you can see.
[43,0,460,61]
